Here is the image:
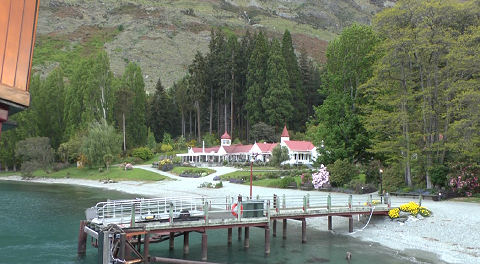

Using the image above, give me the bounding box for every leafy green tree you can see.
[146,129,156,151]
[80,120,122,168]
[262,39,293,128]
[271,145,290,167]
[328,159,359,187]
[249,122,276,143]
[15,137,55,176]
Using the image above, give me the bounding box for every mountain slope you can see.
[34,0,396,92]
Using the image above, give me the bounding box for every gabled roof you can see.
[281,125,289,137]
[284,141,315,152]
[257,142,278,153]
[223,144,253,154]
[191,146,220,153]
[221,131,231,139]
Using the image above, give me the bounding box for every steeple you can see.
[281,125,290,144]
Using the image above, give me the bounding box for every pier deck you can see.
[79,193,392,264]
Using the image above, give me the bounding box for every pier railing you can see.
[88,193,390,227]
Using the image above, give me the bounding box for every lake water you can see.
[0,181,432,264]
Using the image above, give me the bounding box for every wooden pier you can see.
[79,194,391,263]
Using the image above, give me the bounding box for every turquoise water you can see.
[0,181,428,264]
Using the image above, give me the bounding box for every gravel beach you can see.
[2,165,479,264]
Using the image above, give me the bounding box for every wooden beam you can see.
[183,232,190,255]
[282,219,287,239]
[201,232,208,261]
[0,76,30,106]
[244,227,250,248]
[272,220,277,237]
[144,232,150,264]
[227,228,232,246]
[77,220,87,257]
[301,219,307,243]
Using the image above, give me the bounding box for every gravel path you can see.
[2,166,479,264]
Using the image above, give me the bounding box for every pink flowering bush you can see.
[312,164,330,189]
[449,164,479,197]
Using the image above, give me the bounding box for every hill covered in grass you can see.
[34,0,396,92]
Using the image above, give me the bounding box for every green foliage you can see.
[246,32,269,124]
[250,122,276,142]
[429,165,449,187]
[15,137,55,177]
[202,133,219,147]
[147,129,157,151]
[328,159,358,187]
[271,145,290,167]
[279,176,297,188]
[80,120,122,168]
[148,78,180,142]
[131,147,154,161]
[365,160,382,184]
[160,144,173,153]
[103,154,114,170]
[382,164,405,192]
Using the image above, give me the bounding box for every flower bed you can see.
[388,201,432,219]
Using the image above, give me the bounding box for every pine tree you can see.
[262,39,293,129]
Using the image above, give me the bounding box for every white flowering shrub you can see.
[312,164,330,189]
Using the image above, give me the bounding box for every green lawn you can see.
[171,167,215,176]
[31,166,169,182]
[452,197,480,203]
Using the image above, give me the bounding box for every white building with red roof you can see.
[177,127,317,165]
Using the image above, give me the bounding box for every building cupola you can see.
[221,131,231,146]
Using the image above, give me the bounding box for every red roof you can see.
[284,141,315,152]
[221,131,231,139]
[257,142,278,153]
[223,144,253,154]
[191,146,220,153]
[281,125,289,137]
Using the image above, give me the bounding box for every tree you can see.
[262,39,294,128]
[148,78,178,142]
[271,145,290,167]
[15,137,54,176]
[187,52,207,142]
[246,32,269,124]
[308,24,379,165]
[80,120,122,168]
[249,122,276,143]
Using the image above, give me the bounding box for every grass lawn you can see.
[0,171,18,177]
[31,166,169,182]
[452,196,480,203]
[171,167,216,176]
[244,177,302,188]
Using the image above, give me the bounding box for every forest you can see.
[0,0,479,196]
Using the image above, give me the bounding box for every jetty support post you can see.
[301,218,307,243]
[201,232,208,261]
[348,195,352,209]
[265,225,270,255]
[169,232,175,251]
[348,216,354,233]
[327,194,331,212]
[328,216,332,231]
[272,220,277,237]
[282,219,287,239]
[184,232,190,254]
[119,233,126,261]
[244,227,250,248]
[227,228,232,245]
[144,232,150,264]
[77,220,87,257]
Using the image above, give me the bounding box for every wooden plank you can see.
[1,0,25,87]
[77,220,88,256]
[15,0,38,89]
[0,83,31,107]
[0,0,12,76]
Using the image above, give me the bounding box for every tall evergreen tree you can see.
[262,39,293,129]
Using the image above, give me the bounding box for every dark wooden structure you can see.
[0,0,40,137]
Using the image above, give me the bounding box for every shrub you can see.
[328,159,358,187]
[448,163,480,197]
[131,147,154,161]
[279,176,296,188]
[312,165,330,189]
[429,164,449,187]
[382,164,405,192]
[365,160,382,184]
[215,181,223,188]
[160,144,173,153]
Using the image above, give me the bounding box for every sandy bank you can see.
[1,165,479,264]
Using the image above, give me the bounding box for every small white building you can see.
[177,126,318,165]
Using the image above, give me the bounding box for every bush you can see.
[279,176,296,188]
[131,147,154,161]
[382,164,405,192]
[429,164,449,187]
[328,159,358,187]
[365,160,382,184]
[160,144,173,153]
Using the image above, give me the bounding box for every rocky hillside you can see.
[34,0,396,92]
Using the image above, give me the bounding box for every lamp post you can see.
[379,169,384,203]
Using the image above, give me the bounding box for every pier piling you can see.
[265,226,270,255]
[237,227,242,241]
[169,232,175,250]
[227,228,232,245]
[348,216,354,233]
[184,232,190,255]
[77,220,87,257]
[272,220,277,237]
[144,232,150,264]
[201,232,208,261]
[301,219,307,243]
[282,219,287,239]
[244,227,250,248]
[328,216,332,231]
